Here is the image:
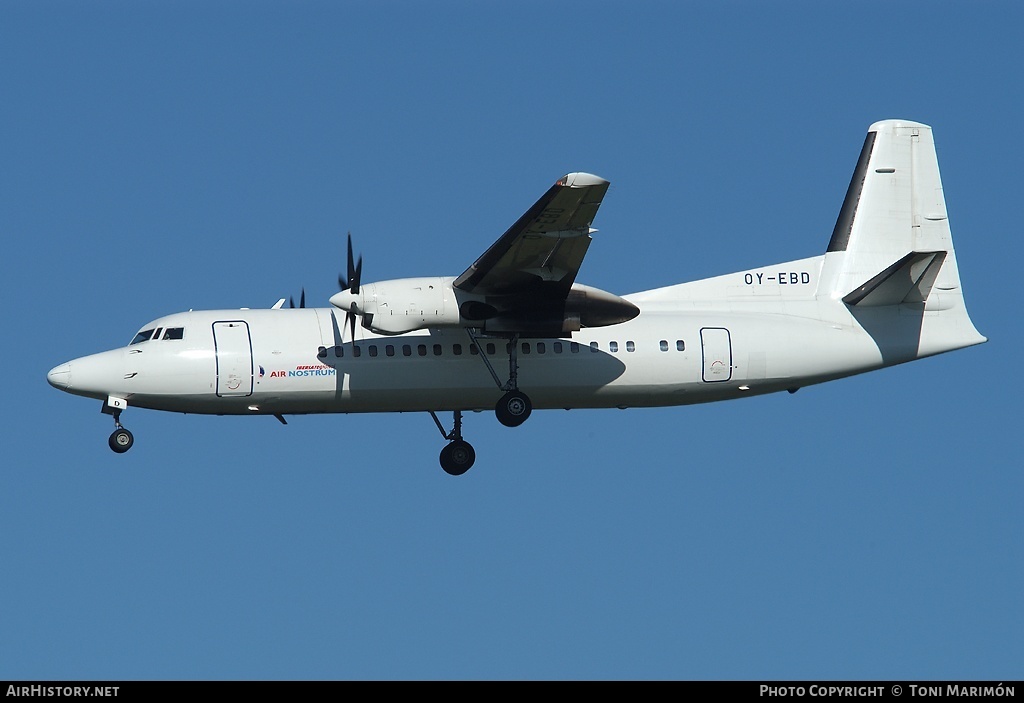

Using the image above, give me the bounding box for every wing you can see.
[453,172,636,337]
[453,172,610,297]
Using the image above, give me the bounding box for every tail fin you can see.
[819,120,985,354]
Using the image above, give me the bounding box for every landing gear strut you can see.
[430,410,476,475]
[466,329,534,428]
[107,407,134,454]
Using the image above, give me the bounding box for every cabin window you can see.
[418,344,427,356]
[470,344,478,355]
[162,327,184,340]
[486,343,496,355]
[352,346,362,358]
[403,345,412,357]
[626,341,635,352]
[521,342,531,354]
[537,342,546,354]
[453,344,463,356]
[590,341,599,352]
[571,342,579,353]
[368,345,378,357]
[433,344,442,356]
[386,345,395,357]
[609,341,619,353]
[317,346,327,359]
[130,329,155,345]
[553,342,562,354]
[676,340,685,351]
[660,340,668,351]
[335,345,344,357]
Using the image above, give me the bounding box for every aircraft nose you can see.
[47,362,71,390]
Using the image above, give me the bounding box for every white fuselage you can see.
[48,253,980,419]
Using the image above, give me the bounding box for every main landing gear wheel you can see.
[464,330,534,429]
[430,410,477,476]
[495,390,532,428]
[439,439,476,476]
[109,428,134,453]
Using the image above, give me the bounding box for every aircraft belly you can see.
[248,349,697,413]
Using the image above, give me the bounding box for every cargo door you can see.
[701,327,732,382]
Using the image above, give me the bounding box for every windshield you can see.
[130,329,155,345]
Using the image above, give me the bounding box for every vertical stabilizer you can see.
[819,120,985,355]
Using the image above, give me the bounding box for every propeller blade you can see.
[289,296,296,309]
[352,255,362,294]
[339,232,364,293]
[343,232,364,294]
[336,232,364,347]
[346,233,356,288]
[300,288,305,309]
[348,303,357,350]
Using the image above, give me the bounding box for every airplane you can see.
[47,119,986,475]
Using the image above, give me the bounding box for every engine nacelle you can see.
[330,276,638,337]
[566,284,640,328]
[459,283,639,336]
[349,277,461,335]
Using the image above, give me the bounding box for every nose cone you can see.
[46,349,124,399]
[47,363,71,390]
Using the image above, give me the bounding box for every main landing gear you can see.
[466,330,533,428]
[106,407,134,454]
[428,330,537,476]
[430,410,476,476]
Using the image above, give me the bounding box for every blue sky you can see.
[2,0,1020,681]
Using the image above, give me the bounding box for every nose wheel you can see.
[106,406,134,454]
[109,427,134,453]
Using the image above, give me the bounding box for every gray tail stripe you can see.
[827,130,877,253]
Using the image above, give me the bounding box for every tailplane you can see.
[841,250,946,307]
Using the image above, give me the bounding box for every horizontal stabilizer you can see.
[842,251,946,307]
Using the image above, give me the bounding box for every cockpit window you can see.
[130,329,155,345]
[162,327,184,340]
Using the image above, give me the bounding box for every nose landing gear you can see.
[103,400,134,454]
